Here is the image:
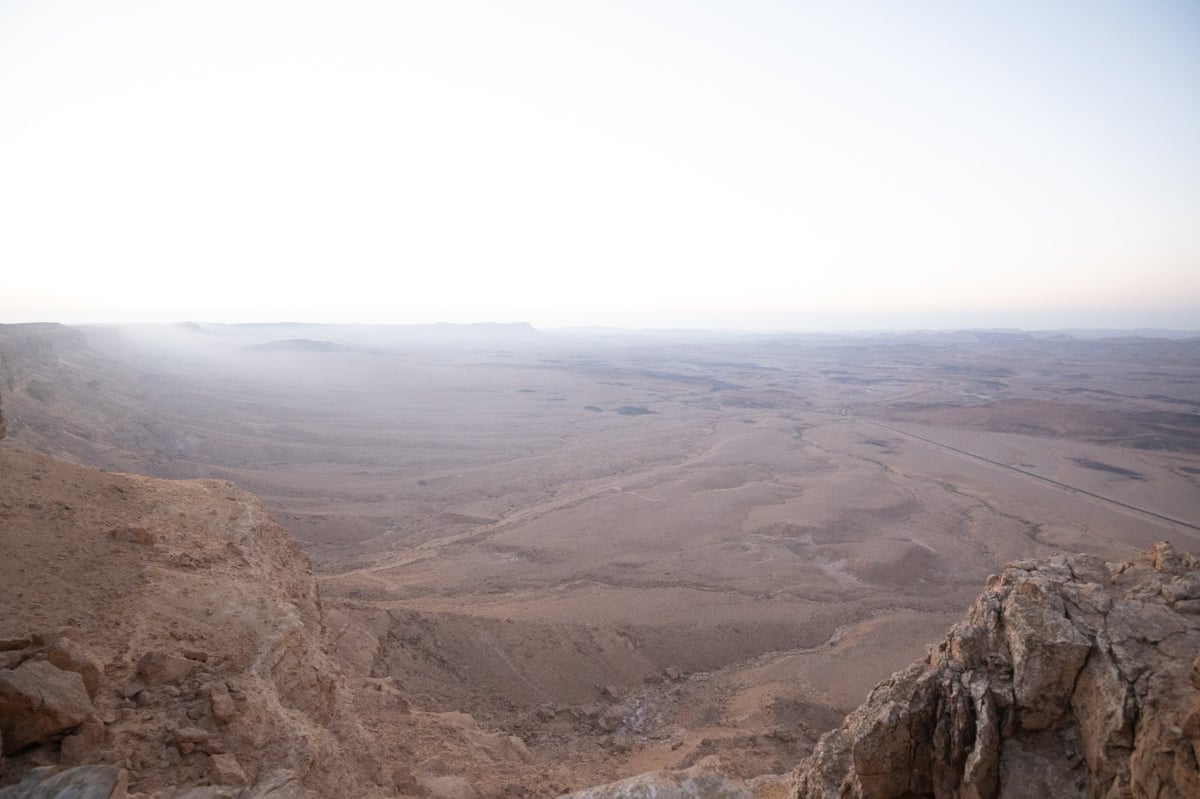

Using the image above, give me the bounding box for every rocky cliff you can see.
[791,543,1200,799]
[0,448,385,797]
[0,447,565,798]
[561,546,1200,799]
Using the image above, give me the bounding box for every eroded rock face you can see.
[792,543,1200,799]
[0,450,386,797]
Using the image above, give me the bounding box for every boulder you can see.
[0,660,96,753]
[45,638,105,699]
[136,652,194,686]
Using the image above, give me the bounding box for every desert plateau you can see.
[1,322,1199,797]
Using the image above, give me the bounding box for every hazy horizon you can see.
[5,316,1199,337]
[2,1,1198,330]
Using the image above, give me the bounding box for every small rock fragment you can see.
[137,652,195,686]
[598,709,624,732]
[209,752,250,786]
[172,726,211,745]
[209,682,236,724]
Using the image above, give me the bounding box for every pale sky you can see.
[1,1,1198,330]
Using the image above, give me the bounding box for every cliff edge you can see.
[0,447,381,797]
[556,545,1200,799]
[792,544,1200,799]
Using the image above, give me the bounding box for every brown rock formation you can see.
[792,544,1200,799]
[0,448,386,796]
[0,660,95,753]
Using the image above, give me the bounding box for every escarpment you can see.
[791,544,1200,799]
[0,448,389,797]
[547,545,1200,799]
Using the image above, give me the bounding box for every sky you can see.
[1,0,1198,330]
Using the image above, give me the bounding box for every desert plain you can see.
[1,322,1198,792]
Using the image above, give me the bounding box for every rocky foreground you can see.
[563,544,1200,799]
[0,442,560,797]
[790,543,1200,799]
[0,445,365,798]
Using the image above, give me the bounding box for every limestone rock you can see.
[208,681,236,724]
[135,652,194,686]
[791,544,1200,799]
[45,638,106,699]
[59,719,107,764]
[209,753,250,786]
[171,726,211,745]
[0,765,127,799]
[0,660,96,753]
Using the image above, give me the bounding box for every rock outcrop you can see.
[791,543,1200,799]
[0,449,390,797]
[0,658,96,753]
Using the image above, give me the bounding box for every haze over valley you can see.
[2,321,1198,794]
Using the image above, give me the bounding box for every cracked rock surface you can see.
[791,543,1200,799]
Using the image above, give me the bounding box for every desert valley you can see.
[1,321,1199,798]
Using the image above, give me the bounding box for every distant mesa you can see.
[615,406,654,416]
[247,338,350,353]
